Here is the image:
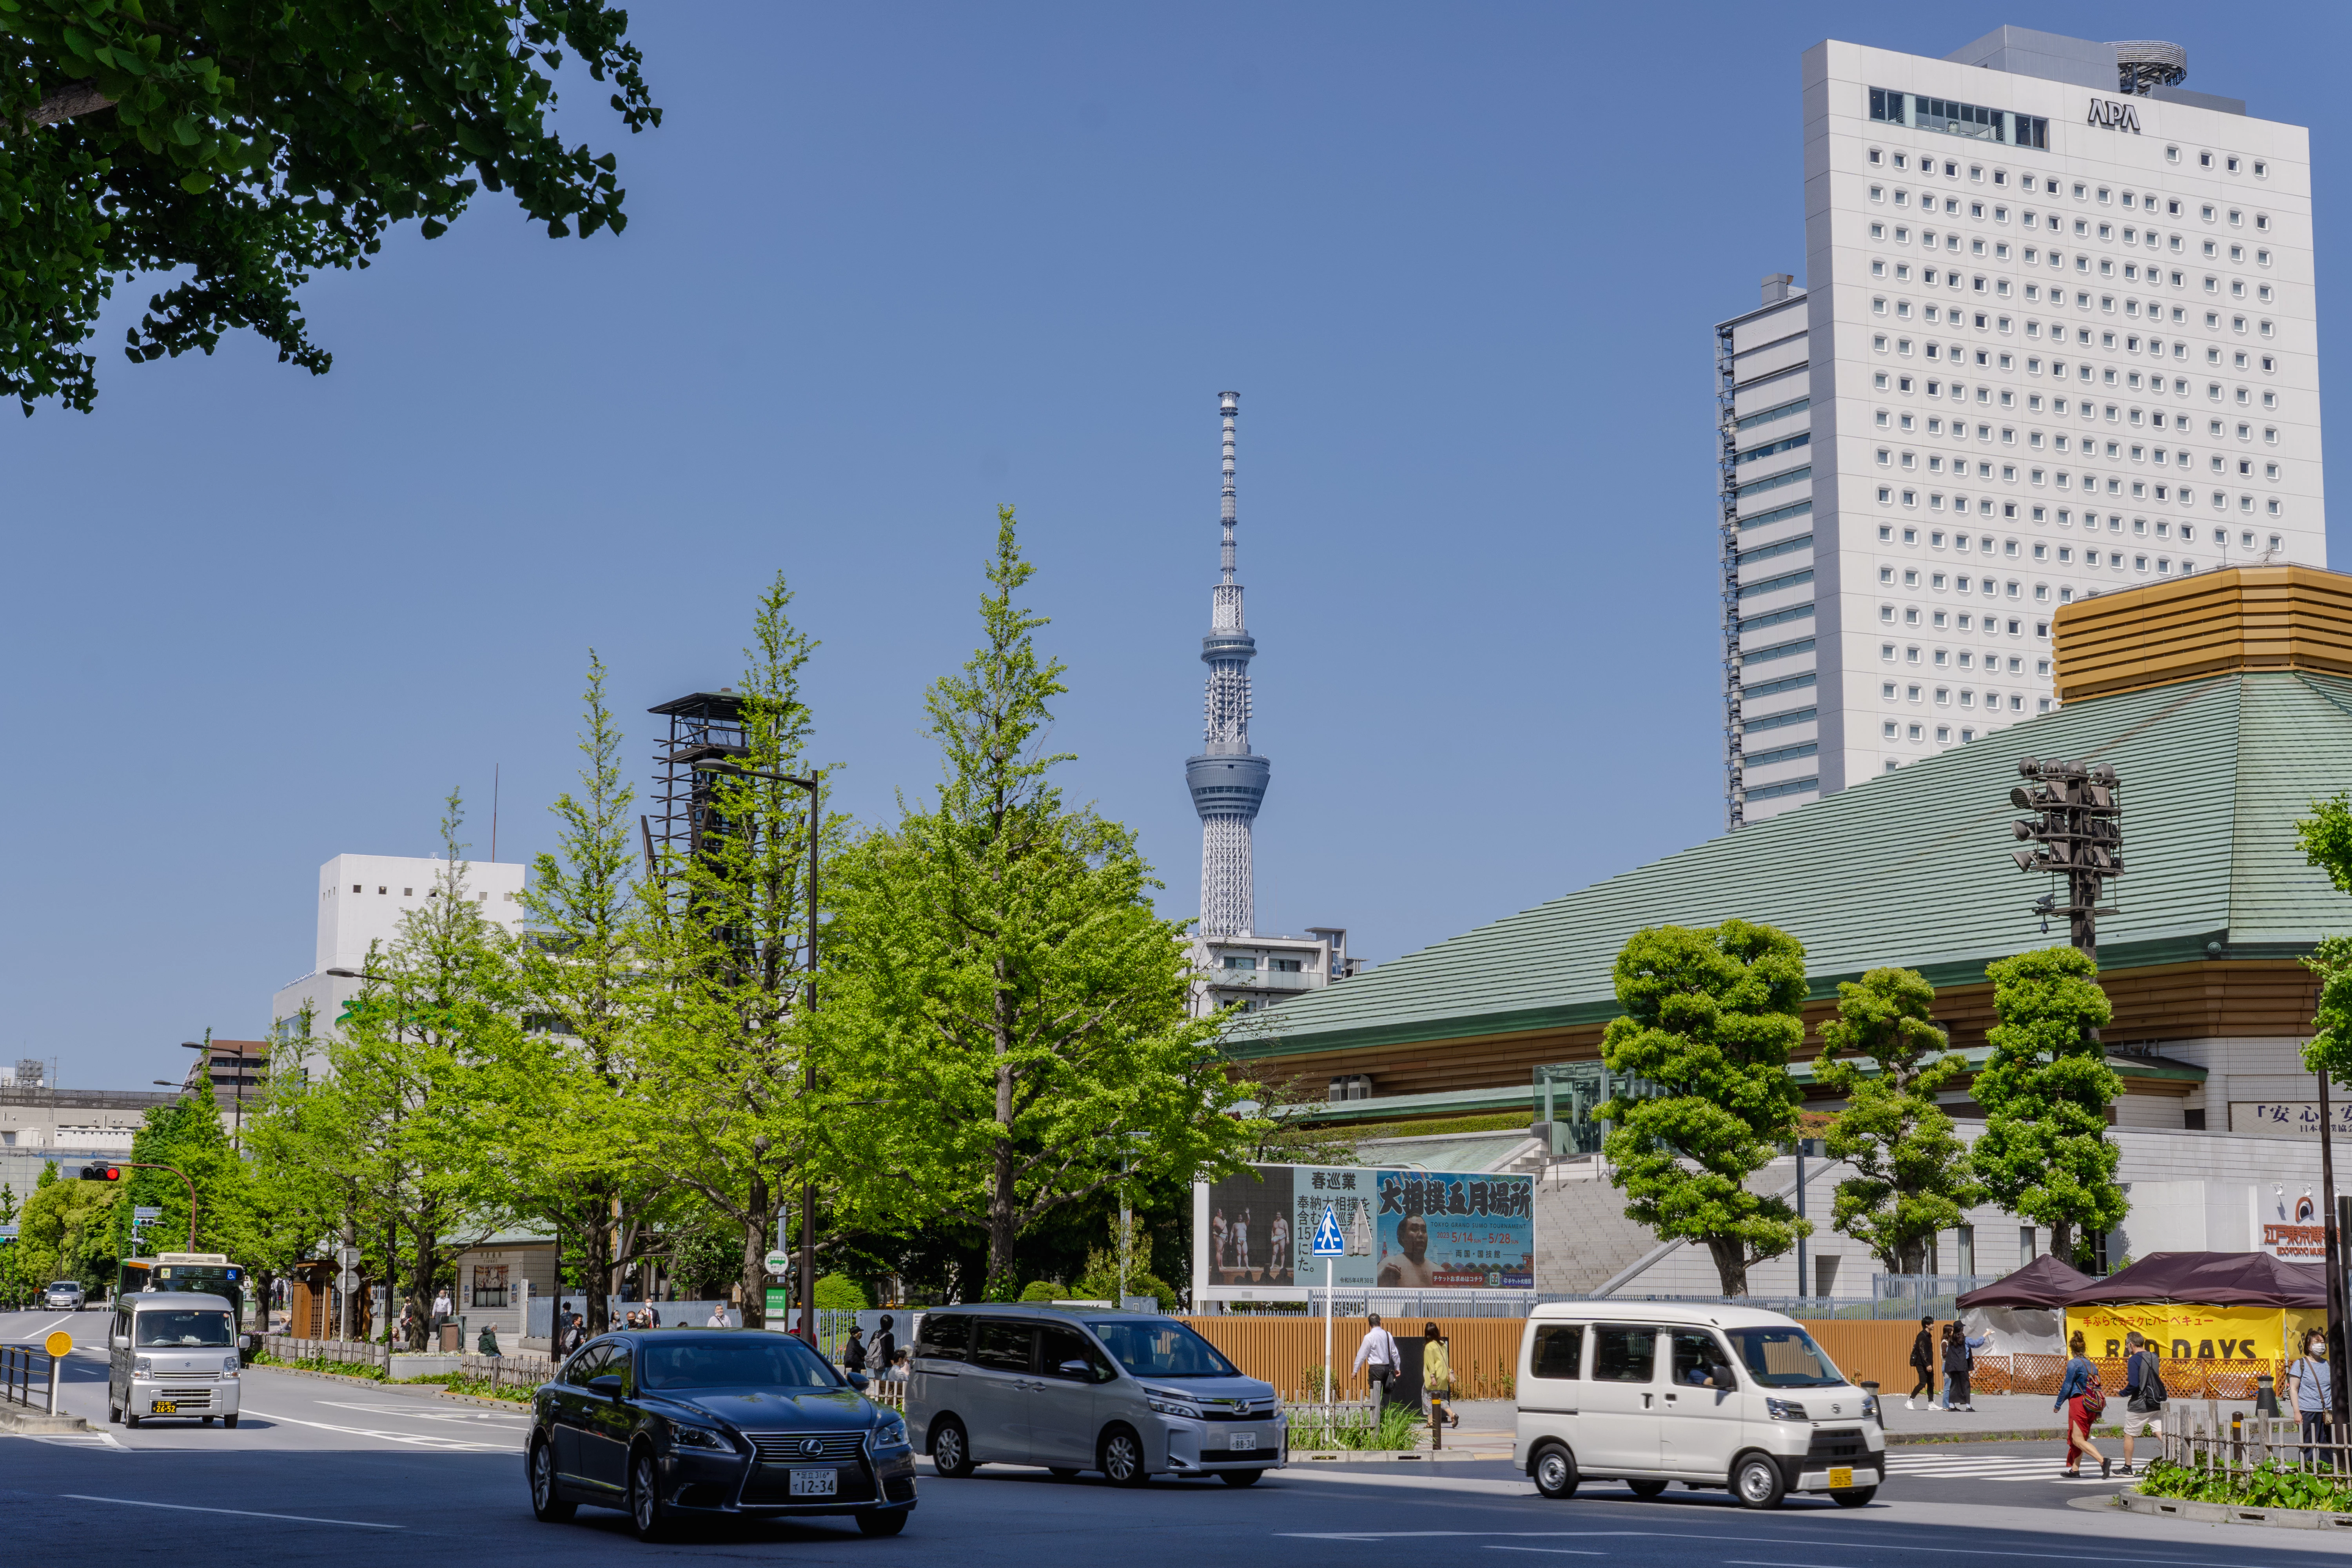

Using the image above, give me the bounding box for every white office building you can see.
[270,852,528,1041]
[1719,28,2322,825]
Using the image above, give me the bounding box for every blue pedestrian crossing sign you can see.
[1312,1205,1346,1257]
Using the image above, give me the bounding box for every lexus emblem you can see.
[801,1437,824,1457]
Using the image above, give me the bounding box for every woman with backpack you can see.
[2055,1329,2109,1478]
[1942,1321,1988,1413]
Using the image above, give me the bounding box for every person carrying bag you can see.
[1421,1323,1458,1430]
[2119,1329,2166,1477]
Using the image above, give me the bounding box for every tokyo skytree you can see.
[1186,390,1269,936]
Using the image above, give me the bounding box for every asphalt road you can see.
[9,1309,2352,1566]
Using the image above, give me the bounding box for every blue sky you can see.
[7,4,2348,1088]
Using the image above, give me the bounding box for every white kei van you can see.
[109,1290,243,1429]
[1513,1302,1883,1509]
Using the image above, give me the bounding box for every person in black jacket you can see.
[1907,1315,1937,1409]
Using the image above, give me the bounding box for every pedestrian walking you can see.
[1421,1323,1458,1430]
[2056,1330,2109,1478]
[2289,1329,2335,1470]
[1907,1315,1937,1409]
[844,1325,868,1373]
[874,1314,898,1375]
[567,1309,587,1353]
[2119,1329,2166,1476]
[432,1287,452,1322]
[1352,1312,1402,1408]
[1942,1321,1988,1412]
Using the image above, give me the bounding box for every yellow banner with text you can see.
[2064,1302,2327,1362]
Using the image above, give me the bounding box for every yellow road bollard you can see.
[44,1330,71,1416]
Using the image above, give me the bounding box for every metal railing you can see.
[1,1342,62,1415]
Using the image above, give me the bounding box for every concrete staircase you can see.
[1530,1166,1670,1293]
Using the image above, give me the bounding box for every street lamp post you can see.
[691,758,822,1344]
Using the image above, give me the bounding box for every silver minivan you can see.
[108,1290,243,1429]
[908,1306,1285,1485]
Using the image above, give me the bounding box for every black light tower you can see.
[2006,757,2124,961]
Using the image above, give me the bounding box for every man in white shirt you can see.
[706,1304,730,1328]
[1351,1312,1401,1407]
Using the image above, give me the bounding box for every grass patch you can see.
[249,1350,386,1381]
[1288,1402,1424,1451]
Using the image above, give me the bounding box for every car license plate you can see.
[1228,1433,1257,1451]
[151,1401,178,1415]
[1828,1466,1853,1490]
[789,1469,837,1497]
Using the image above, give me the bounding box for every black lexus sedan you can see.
[526,1328,916,1541]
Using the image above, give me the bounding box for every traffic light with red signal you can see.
[79,1161,120,1181]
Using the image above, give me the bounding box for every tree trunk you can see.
[739,1171,771,1331]
[2050,1220,2075,1268]
[584,1198,613,1334]
[1706,1236,1748,1298]
[987,962,1019,1299]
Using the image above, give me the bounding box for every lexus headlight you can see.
[1148,1395,1205,1421]
[870,1413,910,1451]
[134,1357,152,1378]
[1764,1397,1810,1422]
[671,1424,730,1451]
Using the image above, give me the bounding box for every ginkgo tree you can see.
[0,0,659,412]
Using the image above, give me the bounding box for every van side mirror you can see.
[113,1335,129,1350]
[1058,1359,1094,1379]
[1710,1364,1737,1391]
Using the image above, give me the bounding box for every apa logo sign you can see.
[2089,98,2143,133]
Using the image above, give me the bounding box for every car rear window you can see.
[916,1314,971,1363]
[1529,1324,1583,1379]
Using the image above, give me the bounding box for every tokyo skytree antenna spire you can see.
[1187,390,1269,936]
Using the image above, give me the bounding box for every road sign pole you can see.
[1323,1255,1333,1401]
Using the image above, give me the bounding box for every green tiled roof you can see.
[1226,672,2352,1062]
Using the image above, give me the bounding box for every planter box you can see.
[389,1354,464,1379]
[2122,1487,2352,1530]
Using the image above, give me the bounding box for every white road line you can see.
[1281,1532,2253,1567]
[235,1407,517,1452]
[62,1494,403,1529]
[1486,1549,1608,1557]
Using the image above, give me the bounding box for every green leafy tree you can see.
[1815,967,1983,1274]
[501,651,672,1334]
[241,1004,349,1334]
[335,791,525,1343]
[1599,920,1811,1297]
[632,575,830,1328]
[122,1089,252,1262]
[824,508,1258,1298]
[18,1171,118,1293]
[0,0,660,413]
[2296,798,2352,1091]
[1971,947,2123,1267]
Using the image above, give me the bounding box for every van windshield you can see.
[136,1310,234,1347]
[1724,1326,1845,1388]
[1085,1320,1239,1379]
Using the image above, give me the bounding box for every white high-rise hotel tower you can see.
[1718,28,2323,826]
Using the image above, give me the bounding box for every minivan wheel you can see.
[1099,1427,1149,1487]
[530,1439,577,1523]
[107,1402,120,1425]
[1532,1443,1579,1500]
[1734,1454,1786,1510]
[856,1509,909,1536]
[1219,1469,1263,1487]
[1626,1479,1668,1498]
[930,1417,974,1477]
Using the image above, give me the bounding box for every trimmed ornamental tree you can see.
[2296,795,2352,1089]
[1971,947,2124,1267]
[1599,920,1811,1297]
[1815,967,1983,1275]
[0,0,660,412]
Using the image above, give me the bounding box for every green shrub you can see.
[813,1273,870,1311]
[1018,1280,1068,1303]
[2138,1457,2352,1512]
